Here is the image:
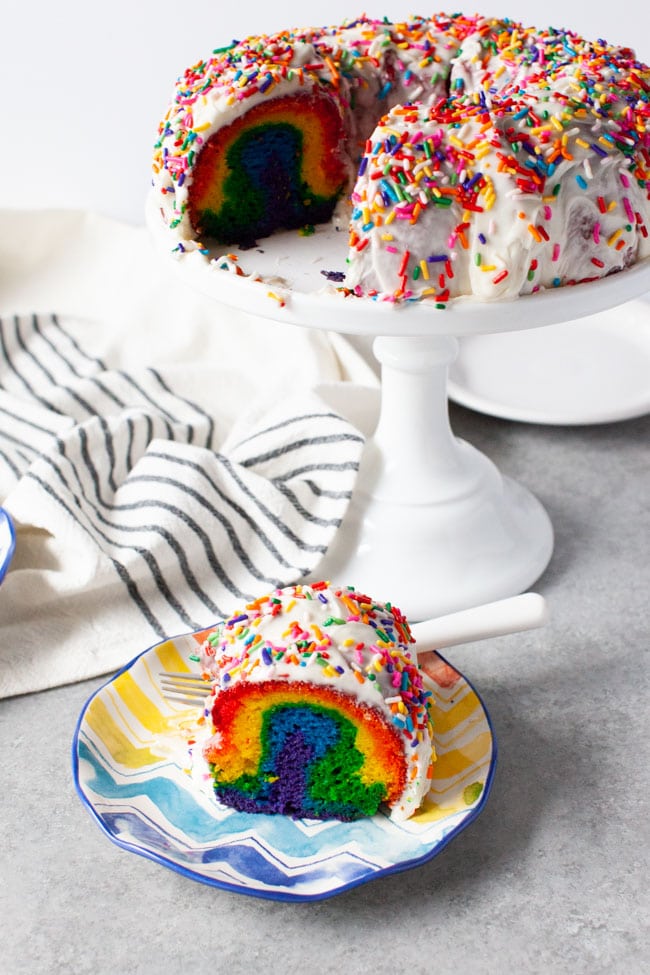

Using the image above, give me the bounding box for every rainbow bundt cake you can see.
[196,582,435,822]
[152,14,650,303]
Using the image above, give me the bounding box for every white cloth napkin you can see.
[0,210,378,698]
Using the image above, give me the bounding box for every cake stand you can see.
[147,196,650,619]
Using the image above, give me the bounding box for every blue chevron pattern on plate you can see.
[72,629,497,901]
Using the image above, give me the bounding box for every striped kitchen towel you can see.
[0,313,365,697]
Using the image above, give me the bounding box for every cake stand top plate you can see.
[146,193,650,338]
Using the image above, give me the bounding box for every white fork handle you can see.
[410,592,548,655]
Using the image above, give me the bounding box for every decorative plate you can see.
[72,630,496,902]
[448,298,650,425]
[0,508,15,583]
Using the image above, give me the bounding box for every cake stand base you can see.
[314,471,553,622]
[313,334,553,621]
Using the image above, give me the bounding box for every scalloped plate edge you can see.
[71,633,497,902]
[0,508,16,584]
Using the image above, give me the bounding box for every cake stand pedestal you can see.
[315,333,552,619]
[147,199,650,619]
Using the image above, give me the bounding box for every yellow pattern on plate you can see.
[73,632,496,901]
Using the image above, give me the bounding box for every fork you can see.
[158,670,215,706]
[159,591,548,705]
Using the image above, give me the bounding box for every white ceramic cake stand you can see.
[146,196,650,619]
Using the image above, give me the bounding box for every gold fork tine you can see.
[160,672,210,684]
[158,671,214,706]
[159,683,207,697]
[162,693,207,706]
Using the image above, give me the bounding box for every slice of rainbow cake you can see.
[197,582,435,821]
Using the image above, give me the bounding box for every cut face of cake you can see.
[187,92,348,245]
[198,582,435,821]
[208,680,408,820]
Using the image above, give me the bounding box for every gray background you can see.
[3,403,648,974]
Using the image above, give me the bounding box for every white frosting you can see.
[344,97,650,301]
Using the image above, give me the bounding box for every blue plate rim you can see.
[0,507,16,584]
[71,630,498,903]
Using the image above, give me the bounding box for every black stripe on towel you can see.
[42,444,240,615]
[239,431,364,468]
[24,470,169,636]
[145,449,330,556]
[126,472,311,576]
[149,368,216,450]
[43,432,259,609]
[233,410,354,447]
[32,314,103,380]
[50,314,107,371]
